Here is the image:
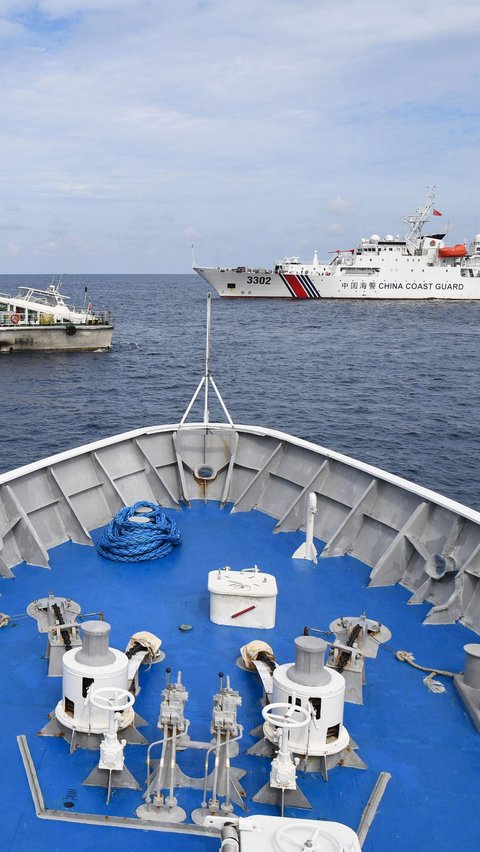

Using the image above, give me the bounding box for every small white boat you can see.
[0,280,113,352]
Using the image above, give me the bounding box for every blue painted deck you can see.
[1,501,479,851]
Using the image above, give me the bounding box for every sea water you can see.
[1,273,479,510]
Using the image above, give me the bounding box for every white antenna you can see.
[179,294,234,428]
[403,187,436,250]
[191,244,196,268]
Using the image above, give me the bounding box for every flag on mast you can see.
[433,209,442,216]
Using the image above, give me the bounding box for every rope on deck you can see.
[0,613,10,628]
[394,650,457,693]
[97,501,182,562]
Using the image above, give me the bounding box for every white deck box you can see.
[208,566,278,629]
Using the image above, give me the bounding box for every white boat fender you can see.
[240,640,275,671]
[125,631,162,662]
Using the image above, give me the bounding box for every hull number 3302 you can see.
[246,275,271,285]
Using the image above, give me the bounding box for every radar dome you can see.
[370,234,380,242]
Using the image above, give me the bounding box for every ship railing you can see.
[0,315,58,327]
[62,305,113,324]
[0,309,113,327]
[0,314,29,327]
[86,308,113,325]
[62,307,113,325]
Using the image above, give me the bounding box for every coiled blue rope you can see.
[97,501,182,562]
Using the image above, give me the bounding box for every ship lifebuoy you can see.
[11,313,20,325]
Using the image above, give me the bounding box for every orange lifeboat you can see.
[438,244,467,258]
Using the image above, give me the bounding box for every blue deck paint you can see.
[1,501,479,851]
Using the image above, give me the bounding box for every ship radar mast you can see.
[403,188,436,250]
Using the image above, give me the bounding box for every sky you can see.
[0,0,479,273]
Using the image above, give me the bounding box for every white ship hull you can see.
[194,266,322,298]
[0,323,113,353]
[196,264,480,300]
[317,269,480,299]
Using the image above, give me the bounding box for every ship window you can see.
[64,697,75,717]
[326,723,340,742]
[287,695,302,707]
[227,283,236,289]
[310,697,322,719]
[82,677,94,698]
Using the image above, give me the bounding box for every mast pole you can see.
[404,187,436,250]
[203,293,211,425]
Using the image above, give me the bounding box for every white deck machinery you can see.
[292,492,318,564]
[455,642,480,732]
[191,672,246,824]
[27,594,83,677]
[206,815,361,852]
[38,619,161,801]
[137,667,192,823]
[324,614,391,705]
[137,669,246,824]
[249,635,366,809]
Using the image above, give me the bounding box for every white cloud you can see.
[182,226,198,239]
[0,1,478,270]
[326,195,354,215]
[5,241,21,256]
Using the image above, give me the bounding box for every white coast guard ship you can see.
[194,191,480,299]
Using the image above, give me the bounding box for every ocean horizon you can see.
[1,273,479,511]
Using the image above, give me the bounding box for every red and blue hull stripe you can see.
[279,272,321,298]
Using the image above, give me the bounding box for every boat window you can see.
[82,677,94,698]
[326,723,340,742]
[227,283,236,289]
[287,695,302,707]
[310,697,322,719]
[35,294,57,306]
[19,288,58,306]
[64,697,75,717]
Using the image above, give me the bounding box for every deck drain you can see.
[64,788,77,808]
